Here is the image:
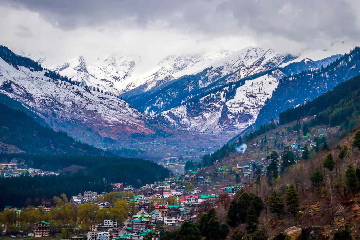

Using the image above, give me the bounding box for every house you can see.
[91,223,99,232]
[103,219,117,228]
[181,195,199,205]
[150,210,161,221]
[34,221,50,237]
[84,191,98,202]
[154,203,168,217]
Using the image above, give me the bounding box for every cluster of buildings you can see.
[0,161,58,178]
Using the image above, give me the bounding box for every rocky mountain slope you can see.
[0,46,228,160]
[0,46,169,149]
[158,54,340,135]
[252,47,360,131]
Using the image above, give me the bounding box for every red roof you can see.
[155,203,168,209]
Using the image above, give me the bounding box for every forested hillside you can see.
[0,102,109,156]
[0,154,170,208]
[279,75,360,132]
[254,47,360,129]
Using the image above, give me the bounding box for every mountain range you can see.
[1,42,359,160]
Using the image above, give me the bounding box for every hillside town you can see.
[0,160,59,178]
[0,128,335,239]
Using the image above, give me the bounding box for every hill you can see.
[187,74,360,239]
[0,100,109,156]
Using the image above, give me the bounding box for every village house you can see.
[34,221,50,237]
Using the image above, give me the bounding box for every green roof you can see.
[34,221,50,225]
[200,194,218,199]
[168,205,181,208]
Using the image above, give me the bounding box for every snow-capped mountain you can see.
[0,46,168,149]
[157,53,341,135]
[52,51,235,95]
[122,47,295,115]
[52,54,141,95]
[52,47,294,97]
[252,47,360,131]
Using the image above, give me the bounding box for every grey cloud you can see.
[15,24,33,37]
[3,0,360,43]
[217,0,360,42]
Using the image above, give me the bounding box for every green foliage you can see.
[230,229,244,240]
[0,102,109,156]
[302,123,309,136]
[199,209,229,240]
[345,164,358,194]
[160,221,201,240]
[185,160,198,172]
[245,120,277,142]
[323,153,335,172]
[285,184,300,216]
[201,143,235,167]
[268,190,284,219]
[353,131,360,150]
[0,173,109,209]
[333,228,352,240]
[310,168,324,189]
[0,154,169,208]
[267,151,279,179]
[292,122,301,132]
[279,74,360,126]
[227,189,264,229]
[0,153,169,187]
[281,147,295,172]
[322,140,329,151]
[302,145,310,160]
[245,228,268,240]
[338,145,350,160]
[235,174,240,184]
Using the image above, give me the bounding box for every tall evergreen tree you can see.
[310,168,324,189]
[281,147,295,172]
[302,145,310,160]
[338,145,350,160]
[353,131,360,150]
[345,164,358,195]
[285,184,300,216]
[268,190,284,219]
[302,123,309,136]
[323,153,335,172]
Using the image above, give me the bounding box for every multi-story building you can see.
[34,221,50,237]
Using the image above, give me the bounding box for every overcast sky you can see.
[1,0,360,66]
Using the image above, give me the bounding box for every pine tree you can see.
[281,147,295,172]
[268,190,284,219]
[302,124,309,136]
[353,131,360,150]
[310,168,324,189]
[302,145,309,160]
[235,174,240,184]
[285,184,300,216]
[345,164,358,195]
[323,153,335,172]
[338,145,350,160]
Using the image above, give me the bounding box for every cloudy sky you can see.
[1,0,360,66]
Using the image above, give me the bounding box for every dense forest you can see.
[0,173,109,209]
[279,75,360,126]
[0,154,170,208]
[0,154,170,185]
[0,102,111,156]
[201,143,236,167]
